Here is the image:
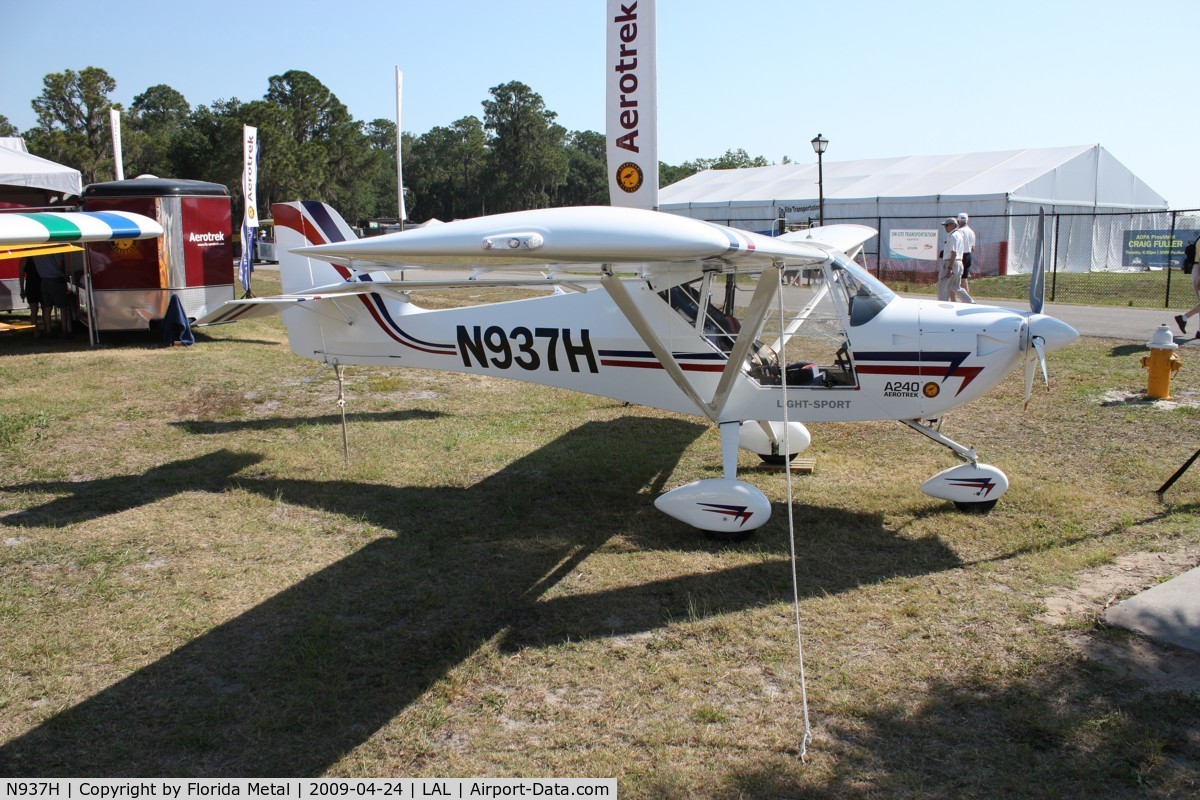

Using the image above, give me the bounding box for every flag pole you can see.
[396,67,406,231]
[110,109,125,181]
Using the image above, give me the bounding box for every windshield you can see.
[829,253,895,326]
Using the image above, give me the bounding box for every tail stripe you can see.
[300,200,350,244]
[275,203,353,279]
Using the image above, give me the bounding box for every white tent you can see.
[660,145,1170,273]
[0,138,83,200]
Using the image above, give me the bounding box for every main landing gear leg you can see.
[902,418,977,465]
[902,419,1008,513]
[720,420,741,480]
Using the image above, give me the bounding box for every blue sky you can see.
[3,0,1197,207]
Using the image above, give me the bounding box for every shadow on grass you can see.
[0,450,263,528]
[0,417,964,777]
[171,409,442,435]
[0,326,279,353]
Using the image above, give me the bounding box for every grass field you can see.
[890,269,1196,309]
[2,273,1199,795]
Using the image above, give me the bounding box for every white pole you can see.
[395,67,406,228]
[110,109,124,181]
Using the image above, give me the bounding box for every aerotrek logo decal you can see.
[699,502,755,527]
[616,161,644,193]
[856,351,982,397]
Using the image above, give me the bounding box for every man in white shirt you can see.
[938,218,968,302]
[956,212,976,299]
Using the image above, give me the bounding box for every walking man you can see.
[938,218,966,302]
[956,212,976,302]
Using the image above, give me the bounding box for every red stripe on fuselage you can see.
[599,359,726,372]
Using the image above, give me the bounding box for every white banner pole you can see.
[396,67,407,227]
[110,109,124,181]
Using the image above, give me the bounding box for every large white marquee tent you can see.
[660,145,1172,274]
[0,137,83,203]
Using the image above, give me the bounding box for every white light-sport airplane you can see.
[197,201,1076,535]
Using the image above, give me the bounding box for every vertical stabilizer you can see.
[270,201,362,362]
[272,201,359,293]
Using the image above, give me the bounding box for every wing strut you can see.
[709,264,783,418]
[601,268,717,421]
[602,263,790,424]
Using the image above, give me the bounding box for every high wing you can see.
[292,206,834,272]
[198,275,601,325]
[0,211,163,259]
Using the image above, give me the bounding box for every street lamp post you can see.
[811,133,828,227]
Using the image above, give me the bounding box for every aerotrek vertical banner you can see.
[239,125,258,295]
[606,0,658,210]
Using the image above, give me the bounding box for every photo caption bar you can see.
[1,780,616,800]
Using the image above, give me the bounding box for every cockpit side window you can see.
[659,278,740,353]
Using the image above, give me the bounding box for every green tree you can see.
[26,66,118,183]
[170,98,246,189]
[658,160,696,188]
[0,115,17,137]
[264,70,377,222]
[481,81,568,213]
[125,84,190,178]
[362,118,402,220]
[660,148,774,190]
[556,129,607,207]
[407,116,487,222]
[684,148,769,173]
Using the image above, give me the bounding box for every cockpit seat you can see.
[785,362,823,386]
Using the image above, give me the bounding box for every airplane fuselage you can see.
[282,271,1062,425]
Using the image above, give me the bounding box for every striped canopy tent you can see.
[0,211,163,260]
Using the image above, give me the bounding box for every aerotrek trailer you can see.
[77,178,234,331]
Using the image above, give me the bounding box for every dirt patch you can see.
[1041,547,1200,695]
[1100,389,1200,410]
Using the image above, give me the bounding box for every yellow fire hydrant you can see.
[1142,324,1181,400]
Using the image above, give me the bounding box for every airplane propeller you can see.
[1030,206,1046,315]
[1022,207,1058,409]
[1022,333,1048,409]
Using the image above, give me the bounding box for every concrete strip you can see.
[1103,566,1200,654]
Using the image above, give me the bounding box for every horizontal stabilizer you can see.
[195,296,320,325]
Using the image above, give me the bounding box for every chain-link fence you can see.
[698,208,1200,310]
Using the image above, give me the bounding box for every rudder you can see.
[272,201,360,294]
